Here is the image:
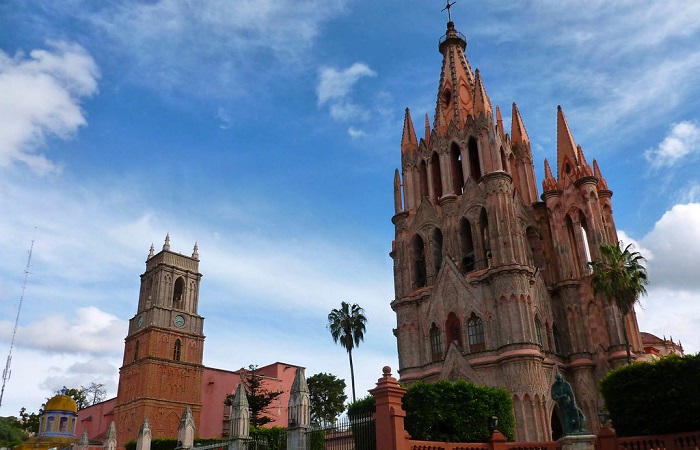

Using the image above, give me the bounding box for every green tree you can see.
[19,407,41,434]
[589,241,648,364]
[0,415,26,447]
[225,365,283,429]
[327,302,367,402]
[307,373,347,425]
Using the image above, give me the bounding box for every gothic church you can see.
[390,20,643,441]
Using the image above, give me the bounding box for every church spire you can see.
[163,233,171,251]
[511,102,530,147]
[542,158,558,192]
[424,113,431,145]
[593,159,609,190]
[401,108,418,154]
[473,69,493,119]
[435,20,475,133]
[556,105,580,180]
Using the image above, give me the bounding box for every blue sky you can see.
[1,1,699,416]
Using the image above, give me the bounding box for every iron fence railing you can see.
[306,413,376,450]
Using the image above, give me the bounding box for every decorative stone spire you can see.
[103,421,117,450]
[424,113,431,145]
[593,159,609,190]
[78,430,89,450]
[148,243,155,259]
[288,368,310,428]
[178,406,195,448]
[136,418,152,450]
[473,69,493,119]
[163,233,171,251]
[401,108,418,154]
[192,242,199,259]
[496,105,504,135]
[511,102,530,147]
[556,105,580,180]
[393,169,402,214]
[542,159,558,192]
[229,383,250,438]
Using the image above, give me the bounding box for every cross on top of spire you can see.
[442,0,456,22]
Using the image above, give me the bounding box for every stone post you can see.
[596,426,616,450]
[287,368,310,450]
[489,429,507,450]
[228,383,251,450]
[136,418,152,450]
[178,407,195,449]
[368,366,409,450]
[102,421,117,450]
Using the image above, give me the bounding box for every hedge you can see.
[403,379,515,442]
[599,353,700,437]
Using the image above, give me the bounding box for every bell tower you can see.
[115,235,205,445]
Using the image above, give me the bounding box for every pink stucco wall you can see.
[76,397,117,442]
[199,362,303,438]
[77,362,303,442]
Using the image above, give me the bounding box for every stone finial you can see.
[178,406,195,448]
[103,421,117,450]
[230,383,250,438]
[78,430,89,450]
[163,233,171,251]
[288,368,310,429]
[148,243,155,259]
[136,417,152,450]
[192,242,199,259]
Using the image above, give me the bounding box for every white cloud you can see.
[2,307,126,355]
[80,0,347,97]
[316,63,376,106]
[348,127,366,139]
[0,41,99,173]
[620,202,700,355]
[645,121,700,169]
[217,107,232,130]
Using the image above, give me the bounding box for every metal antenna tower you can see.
[0,232,36,409]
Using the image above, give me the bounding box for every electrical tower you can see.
[0,233,36,409]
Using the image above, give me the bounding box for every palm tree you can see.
[327,301,367,402]
[589,241,649,364]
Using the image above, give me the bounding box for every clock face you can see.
[174,315,186,328]
[137,316,143,328]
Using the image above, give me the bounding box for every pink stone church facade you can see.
[390,20,645,441]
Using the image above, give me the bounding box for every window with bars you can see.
[467,314,485,352]
[173,338,182,361]
[430,324,442,362]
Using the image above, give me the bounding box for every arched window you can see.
[468,137,482,180]
[134,340,139,362]
[430,323,442,362]
[59,416,68,433]
[500,147,507,172]
[419,160,429,199]
[173,277,185,309]
[535,317,543,346]
[430,152,443,200]
[579,210,592,271]
[450,143,465,195]
[432,228,443,275]
[412,235,427,288]
[173,338,182,361]
[459,218,475,273]
[445,312,462,348]
[467,313,485,352]
[46,416,55,433]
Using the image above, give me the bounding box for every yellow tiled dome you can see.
[44,394,78,413]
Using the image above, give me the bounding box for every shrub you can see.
[402,379,515,442]
[599,353,700,437]
[249,426,286,450]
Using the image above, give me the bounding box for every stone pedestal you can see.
[558,434,598,450]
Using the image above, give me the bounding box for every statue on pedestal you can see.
[551,373,587,436]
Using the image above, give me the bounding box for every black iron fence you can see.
[306,412,375,450]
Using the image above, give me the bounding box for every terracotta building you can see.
[390,19,645,441]
[76,237,302,446]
